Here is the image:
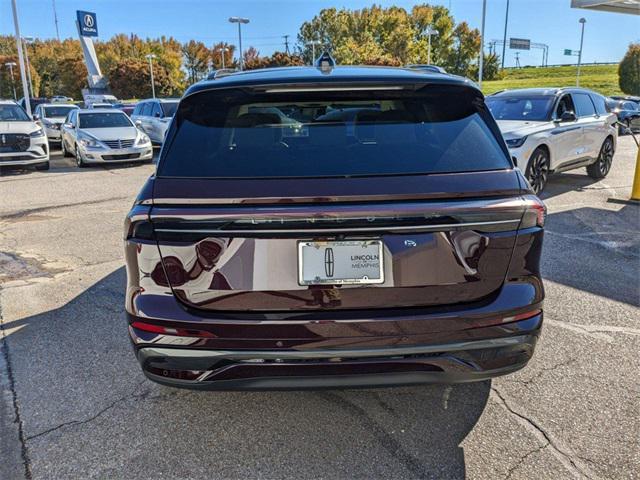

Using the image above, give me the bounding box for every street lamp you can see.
[424,25,438,65]
[22,36,34,97]
[219,46,229,69]
[5,62,17,100]
[145,53,156,98]
[576,18,586,86]
[228,17,249,71]
[306,40,321,65]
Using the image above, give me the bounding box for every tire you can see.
[35,161,50,171]
[525,147,550,195]
[587,137,614,179]
[75,146,87,168]
[61,139,71,157]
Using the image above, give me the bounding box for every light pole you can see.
[478,0,487,87]
[220,46,229,69]
[424,25,438,65]
[5,62,17,100]
[501,0,509,69]
[11,0,31,116]
[145,54,156,98]
[228,17,249,71]
[306,40,321,64]
[22,36,34,97]
[576,18,586,86]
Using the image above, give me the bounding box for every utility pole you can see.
[514,51,521,68]
[11,0,31,116]
[5,62,17,99]
[283,35,290,54]
[307,40,321,64]
[145,53,156,98]
[478,0,487,87]
[229,17,250,71]
[576,18,586,86]
[22,36,34,97]
[52,0,60,41]
[501,0,509,69]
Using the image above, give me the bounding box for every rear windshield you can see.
[79,112,132,128]
[486,96,554,121]
[159,85,510,178]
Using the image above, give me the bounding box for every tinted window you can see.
[159,85,510,178]
[0,104,30,121]
[132,104,142,116]
[486,96,554,121]
[590,95,608,116]
[141,103,152,116]
[151,102,162,117]
[78,112,132,128]
[160,101,178,117]
[44,106,77,118]
[623,102,637,111]
[573,93,596,117]
[556,94,576,118]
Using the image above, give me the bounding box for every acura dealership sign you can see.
[77,10,98,37]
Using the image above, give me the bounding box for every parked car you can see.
[607,98,640,134]
[0,100,49,170]
[124,66,546,390]
[486,88,617,194]
[131,98,179,144]
[33,103,79,143]
[83,94,118,108]
[51,95,73,103]
[18,96,49,113]
[60,109,152,167]
[87,102,115,109]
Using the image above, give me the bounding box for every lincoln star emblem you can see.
[324,248,334,278]
[84,14,94,27]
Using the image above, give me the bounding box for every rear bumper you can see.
[134,313,542,390]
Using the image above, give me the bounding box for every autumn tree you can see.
[108,59,173,99]
[182,40,210,84]
[619,43,640,96]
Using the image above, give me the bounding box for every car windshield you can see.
[161,101,179,117]
[44,106,77,118]
[79,112,132,129]
[0,104,31,121]
[486,96,554,121]
[159,84,511,178]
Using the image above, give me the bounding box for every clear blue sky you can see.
[1,0,638,67]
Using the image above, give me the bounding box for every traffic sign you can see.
[510,38,531,50]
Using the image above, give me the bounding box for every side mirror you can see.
[559,111,577,122]
[63,122,73,129]
[32,113,40,121]
[154,111,161,118]
[135,120,143,128]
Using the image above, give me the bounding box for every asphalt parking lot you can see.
[1,139,639,480]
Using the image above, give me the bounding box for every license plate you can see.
[298,240,384,286]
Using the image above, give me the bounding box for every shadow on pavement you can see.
[543,203,640,306]
[3,267,490,478]
[539,172,601,200]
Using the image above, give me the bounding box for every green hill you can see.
[482,64,621,97]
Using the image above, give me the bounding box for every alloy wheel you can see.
[527,150,549,195]
[598,139,614,176]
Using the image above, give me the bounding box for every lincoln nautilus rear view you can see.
[124,64,545,390]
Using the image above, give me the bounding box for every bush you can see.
[619,43,640,96]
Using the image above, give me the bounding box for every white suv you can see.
[486,88,617,194]
[131,98,179,144]
[0,100,50,171]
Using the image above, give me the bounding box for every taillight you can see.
[520,196,546,229]
[127,220,154,240]
[130,321,216,338]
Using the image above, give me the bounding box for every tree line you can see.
[0,3,504,100]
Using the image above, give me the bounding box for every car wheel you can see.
[525,147,550,195]
[61,139,71,157]
[587,137,614,179]
[35,161,50,171]
[75,146,87,168]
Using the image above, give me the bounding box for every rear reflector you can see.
[130,321,216,338]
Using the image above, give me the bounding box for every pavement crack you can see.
[25,379,146,442]
[0,196,130,223]
[0,287,33,479]
[507,358,577,387]
[491,386,597,479]
[503,443,548,480]
[546,318,640,343]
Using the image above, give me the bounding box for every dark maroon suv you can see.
[124,65,545,390]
